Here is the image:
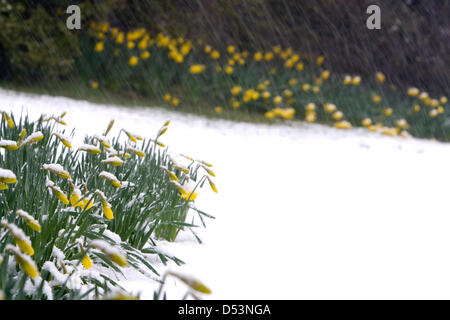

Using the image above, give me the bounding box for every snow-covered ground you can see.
[3,88,450,299]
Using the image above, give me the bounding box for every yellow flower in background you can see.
[323,103,337,113]
[87,80,99,91]
[407,87,419,97]
[343,75,352,85]
[264,52,274,61]
[94,42,104,52]
[305,103,316,112]
[171,97,180,107]
[362,118,372,127]
[312,86,320,93]
[140,51,150,60]
[204,45,212,53]
[429,109,438,118]
[262,91,271,99]
[129,56,139,67]
[412,104,421,112]
[296,62,304,71]
[332,111,344,120]
[375,72,386,83]
[210,50,220,60]
[224,66,233,74]
[127,41,135,50]
[253,52,263,62]
[372,94,382,103]
[316,55,325,65]
[440,96,448,104]
[301,83,310,92]
[273,96,283,105]
[334,120,352,129]
[351,76,361,85]
[384,107,393,116]
[437,106,445,114]
[321,70,330,80]
[214,106,223,113]
[181,42,192,56]
[279,108,295,120]
[430,99,439,108]
[163,93,171,102]
[116,32,124,44]
[283,89,293,98]
[230,86,242,95]
[265,110,276,119]
[227,45,235,54]
[189,64,206,74]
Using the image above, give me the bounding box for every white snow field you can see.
[3,88,450,299]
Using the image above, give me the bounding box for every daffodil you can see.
[323,103,337,113]
[46,179,69,205]
[0,140,18,150]
[18,131,44,147]
[166,271,211,294]
[99,171,122,188]
[90,240,127,267]
[16,210,41,232]
[94,42,104,52]
[407,87,419,97]
[95,190,114,220]
[129,56,139,67]
[101,156,124,166]
[332,111,344,120]
[0,168,17,184]
[42,163,71,180]
[2,221,34,256]
[362,118,372,127]
[78,144,102,154]
[6,245,39,278]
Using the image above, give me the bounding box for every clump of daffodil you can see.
[42,163,71,180]
[99,171,122,188]
[16,209,41,232]
[95,190,114,220]
[1,220,35,256]
[42,111,67,125]
[52,132,72,148]
[46,178,69,205]
[90,240,128,267]
[189,64,206,74]
[2,112,15,128]
[6,244,39,278]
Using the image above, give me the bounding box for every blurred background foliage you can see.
[0,0,448,93]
